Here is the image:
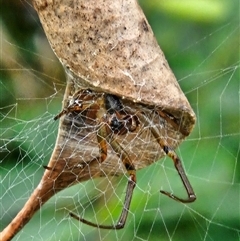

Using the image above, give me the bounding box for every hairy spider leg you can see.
[137,113,196,203]
[53,101,95,120]
[70,123,136,229]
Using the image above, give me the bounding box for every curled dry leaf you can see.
[33,0,195,135]
[0,0,196,240]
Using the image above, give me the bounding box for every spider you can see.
[54,88,196,229]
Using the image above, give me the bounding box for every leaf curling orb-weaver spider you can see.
[54,88,196,229]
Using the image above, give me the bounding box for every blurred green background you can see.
[0,0,239,240]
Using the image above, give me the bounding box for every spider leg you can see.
[137,113,196,203]
[70,124,136,229]
[54,102,94,120]
[70,174,135,229]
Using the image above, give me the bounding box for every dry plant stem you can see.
[0,135,99,240]
[0,169,58,241]
[0,81,101,241]
[0,155,88,240]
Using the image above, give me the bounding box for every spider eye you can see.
[110,116,124,132]
[74,100,81,106]
[84,89,92,94]
[109,114,138,135]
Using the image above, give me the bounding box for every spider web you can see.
[1,1,239,240]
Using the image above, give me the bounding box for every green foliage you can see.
[0,0,239,240]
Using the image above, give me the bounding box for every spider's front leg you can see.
[137,112,196,203]
[70,122,136,229]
